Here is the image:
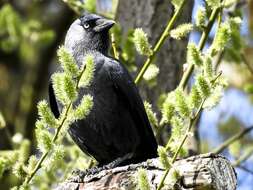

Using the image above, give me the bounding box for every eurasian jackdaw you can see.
[49,13,157,170]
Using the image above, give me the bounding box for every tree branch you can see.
[237,165,253,175]
[241,53,253,75]
[233,146,253,167]
[56,153,237,190]
[179,7,220,89]
[212,126,253,154]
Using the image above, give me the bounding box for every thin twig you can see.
[111,33,119,59]
[179,7,220,89]
[241,53,253,75]
[212,126,253,154]
[237,165,253,175]
[24,103,72,185]
[157,101,205,190]
[23,60,88,185]
[214,51,224,72]
[232,146,253,167]
[134,0,187,84]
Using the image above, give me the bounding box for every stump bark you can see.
[55,153,237,190]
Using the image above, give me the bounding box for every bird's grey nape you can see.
[64,14,113,65]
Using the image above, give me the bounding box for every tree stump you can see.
[55,153,237,190]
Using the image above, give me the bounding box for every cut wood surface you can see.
[56,153,237,190]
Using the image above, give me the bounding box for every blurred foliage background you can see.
[0,0,253,189]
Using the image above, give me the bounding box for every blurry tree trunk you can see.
[116,0,193,101]
[116,0,197,151]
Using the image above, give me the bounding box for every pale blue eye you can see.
[84,23,90,29]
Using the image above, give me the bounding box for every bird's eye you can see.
[83,23,90,29]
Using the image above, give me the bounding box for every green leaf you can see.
[0,157,8,178]
[0,4,21,52]
[84,0,96,13]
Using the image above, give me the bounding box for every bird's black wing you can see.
[107,59,158,160]
[49,80,93,158]
[48,81,60,119]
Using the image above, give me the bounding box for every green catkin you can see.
[206,0,220,9]
[170,23,193,40]
[63,74,77,102]
[51,72,67,105]
[45,145,65,170]
[79,55,95,88]
[36,129,52,152]
[19,139,30,163]
[133,28,152,56]
[57,46,78,77]
[12,162,27,179]
[37,100,57,127]
[189,85,202,109]
[175,88,190,118]
[157,146,170,169]
[26,156,37,173]
[196,75,211,98]
[196,7,206,29]
[137,168,150,190]
[187,43,203,66]
[203,55,213,79]
[170,116,184,139]
[74,95,93,120]
[161,95,175,124]
[210,23,231,55]
[144,101,158,127]
[143,64,159,81]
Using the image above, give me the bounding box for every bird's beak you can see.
[94,18,115,32]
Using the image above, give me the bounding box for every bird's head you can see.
[64,14,115,64]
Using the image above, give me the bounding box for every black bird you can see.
[49,14,157,169]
